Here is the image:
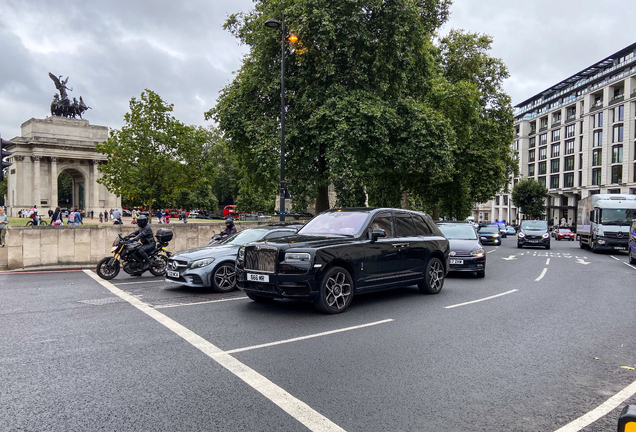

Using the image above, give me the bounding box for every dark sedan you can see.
[517,220,550,249]
[237,208,450,313]
[436,222,486,277]
[477,225,501,246]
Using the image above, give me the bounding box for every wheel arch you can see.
[429,250,447,273]
[208,259,236,286]
[319,259,357,291]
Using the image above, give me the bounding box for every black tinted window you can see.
[369,213,394,238]
[412,214,434,236]
[265,230,295,239]
[395,213,418,237]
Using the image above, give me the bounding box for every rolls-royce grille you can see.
[245,249,277,273]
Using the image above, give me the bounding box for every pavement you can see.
[1,237,635,431]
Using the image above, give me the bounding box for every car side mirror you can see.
[371,229,386,243]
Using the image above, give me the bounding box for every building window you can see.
[539,147,547,160]
[579,153,583,169]
[564,156,574,171]
[565,124,575,138]
[540,117,548,130]
[551,129,561,142]
[529,137,536,148]
[592,168,601,185]
[593,130,603,147]
[540,133,547,145]
[612,124,623,143]
[579,136,583,152]
[539,161,547,175]
[611,165,622,183]
[530,122,536,134]
[503,195,508,205]
[612,105,624,122]
[551,143,560,158]
[562,196,569,206]
[579,171,582,186]
[538,176,546,187]
[612,146,623,164]
[551,159,560,173]
[608,188,621,194]
[567,106,576,121]
[592,149,602,166]
[565,139,575,154]
[495,196,500,205]
[528,164,535,177]
[564,173,574,188]
[552,112,561,124]
[550,175,559,189]
[593,112,603,128]
[528,149,535,162]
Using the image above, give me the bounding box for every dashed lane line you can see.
[82,269,347,432]
[546,258,550,265]
[444,290,518,309]
[624,262,636,270]
[553,379,636,432]
[155,296,249,309]
[487,250,496,254]
[610,255,621,261]
[114,280,164,285]
[535,268,548,281]
[221,319,394,356]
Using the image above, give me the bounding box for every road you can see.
[1,237,635,431]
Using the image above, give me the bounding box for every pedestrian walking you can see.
[51,207,64,226]
[181,210,187,223]
[104,210,108,222]
[0,207,8,247]
[99,212,103,223]
[165,213,170,224]
[91,210,94,219]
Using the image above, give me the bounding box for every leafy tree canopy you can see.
[97,90,215,215]
[511,178,548,220]
[208,0,515,216]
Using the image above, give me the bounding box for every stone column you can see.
[51,158,58,208]
[32,156,41,207]
[92,161,100,212]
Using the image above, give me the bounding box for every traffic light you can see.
[1,135,13,182]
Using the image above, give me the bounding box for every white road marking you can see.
[501,255,517,260]
[82,270,347,432]
[553,378,636,432]
[487,250,496,254]
[114,280,163,285]
[609,255,620,261]
[576,259,591,265]
[535,268,548,281]
[546,258,550,265]
[155,296,251,309]
[624,262,636,270]
[222,319,394,356]
[444,290,518,309]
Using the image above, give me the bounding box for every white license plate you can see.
[167,270,180,278]
[450,259,464,265]
[614,246,626,250]
[529,240,539,243]
[247,273,269,283]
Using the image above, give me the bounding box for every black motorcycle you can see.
[96,229,173,280]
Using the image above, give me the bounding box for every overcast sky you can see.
[1,0,635,140]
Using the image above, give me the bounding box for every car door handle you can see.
[392,243,409,248]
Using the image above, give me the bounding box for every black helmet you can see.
[225,217,234,226]
[137,215,148,228]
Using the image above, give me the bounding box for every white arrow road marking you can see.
[502,255,517,260]
[535,268,548,281]
[576,259,591,265]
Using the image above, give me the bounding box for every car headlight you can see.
[470,248,485,258]
[518,232,525,238]
[190,257,215,269]
[449,251,457,257]
[237,246,245,260]
[542,233,549,239]
[111,246,118,253]
[493,234,499,238]
[285,252,311,263]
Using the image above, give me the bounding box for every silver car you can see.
[165,224,301,292]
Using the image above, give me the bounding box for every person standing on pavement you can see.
[181,210,187,223]
[0,207,8,247]
[103,210,108,222]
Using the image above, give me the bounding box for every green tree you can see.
[58,171,73,207]
[208,0,455,213]
[511,178,548,220]
[96,90,214,217]
[0,175,6,206]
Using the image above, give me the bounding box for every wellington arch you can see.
[4,117,121,217]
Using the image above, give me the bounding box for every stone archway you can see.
[58,168,86,210]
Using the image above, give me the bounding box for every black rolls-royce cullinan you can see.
[236,208,450,314]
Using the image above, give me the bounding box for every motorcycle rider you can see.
[127,215,155,270]
[219,217,237,240]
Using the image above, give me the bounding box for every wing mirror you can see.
[371,229,386,243]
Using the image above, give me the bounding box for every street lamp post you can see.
[265,15,295,222]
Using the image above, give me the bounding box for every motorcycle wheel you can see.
[149,255,168,276]
[96,257,120,280]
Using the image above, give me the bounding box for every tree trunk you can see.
[314,146,330,214]
[401,191,409,209]
[432,206,439,221]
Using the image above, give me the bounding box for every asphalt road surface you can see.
[1,237,635,431]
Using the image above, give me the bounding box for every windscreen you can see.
[223,229,267,245]
[438,224,477,240]
[478,226,498,234]
[298,211,369,236]
[558,228,572,233]
[599,209,636,225]
[521,220,548,230]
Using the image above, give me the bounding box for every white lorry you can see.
[576,194,636,252]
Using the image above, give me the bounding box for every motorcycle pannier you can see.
[155,229,173,242]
